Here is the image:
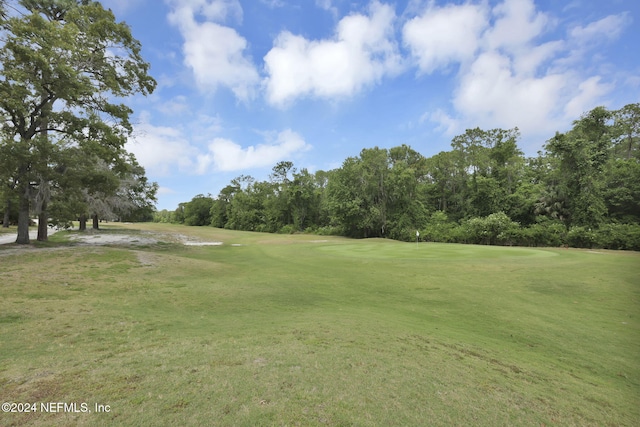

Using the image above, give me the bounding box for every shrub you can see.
[462,212,519,245]
[567,226,596,248]
[278,224,296,234]
[391,228,420,242]
[423,211,456,242]
[315,226,342,236]
[595,223,640,250]
[153,209,175,223]
[525,219,566,247]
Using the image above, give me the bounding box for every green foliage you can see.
[0,0,156,242]
[565,222,640,251]
[153,209,176,223]
[183,194,214,226]
[603,158,640,223]
[327,148,390,238]
[326,146,430,239]
[423,150,462,217]
[504,181,540,225]
[423,211,455,242]
[278,224,296,234]
[315,225,342,236]
[0,188,19,226]
[209,183,240,228]
[542,107,614,227]
[171,104,640,250]
[595,223,640,250]
[566,226,597,249]
[612,103,640,160]
[523,219,566,247]
[461,212,520,245]
[225,179,269,231]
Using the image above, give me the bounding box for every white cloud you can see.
[402,2,488,74]
[563,76,612,119]
[168,0,243,23]
[156,95,190,116]
[512,40,564,76]
[157,186,177,195]
[426,109,461,136]
[194,113,224,137]
[316,0,339,18]
[127,112,309,175]
[569,13,631,44]
[167,0,259,100]
[483,0,551,52]
[454,51,568,135]
[263,1,402,106]
[410,0,628,141]
[261,0,285,8]
[205,129,311,171]
[126,120,198,176]
[181,22,259,100]
[316,0,332,10]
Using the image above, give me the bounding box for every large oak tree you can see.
[0,0,155,243]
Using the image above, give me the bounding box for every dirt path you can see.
[0,229,59,245]
[0,217,61,245]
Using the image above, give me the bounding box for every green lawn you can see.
[1,223,638,426]
[0,226,16,235]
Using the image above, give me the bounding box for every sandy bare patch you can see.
[183,241,223,246]
[309,240,329,243]
[69,233,158,246]
[174,234,223,246]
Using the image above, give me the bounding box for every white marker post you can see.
[416,230,420,248]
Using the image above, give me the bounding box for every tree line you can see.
[157,104,640,250]
[0,0,157,243]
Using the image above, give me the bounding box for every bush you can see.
[498,226,527,246]
[153,209,175,223]
[315,225,342,236]
[278,224,296,234]
[525,219,566,247]
[595,223,640,250]
[390,228,420,242]
[462,212,519,245]
[566,226,596,248]
[183,195,214,226]
[254,223,269,233]
[423,211,456,243]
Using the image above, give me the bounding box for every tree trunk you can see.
[79,214,87,231]
[2,198,9,228]
[37,202,48,241]
[92,213,99,230]
[36,97,50,243]
[16,191,30,244]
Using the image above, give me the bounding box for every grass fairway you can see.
[1,223,638,426]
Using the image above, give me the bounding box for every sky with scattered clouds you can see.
[100,0,640,210]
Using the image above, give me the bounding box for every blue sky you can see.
[99,0,639,210]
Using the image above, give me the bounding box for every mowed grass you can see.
[0,226,16,235]
[0,223,638,426]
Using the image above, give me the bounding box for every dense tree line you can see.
[158,104,640,250]
[0,0,157,243]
